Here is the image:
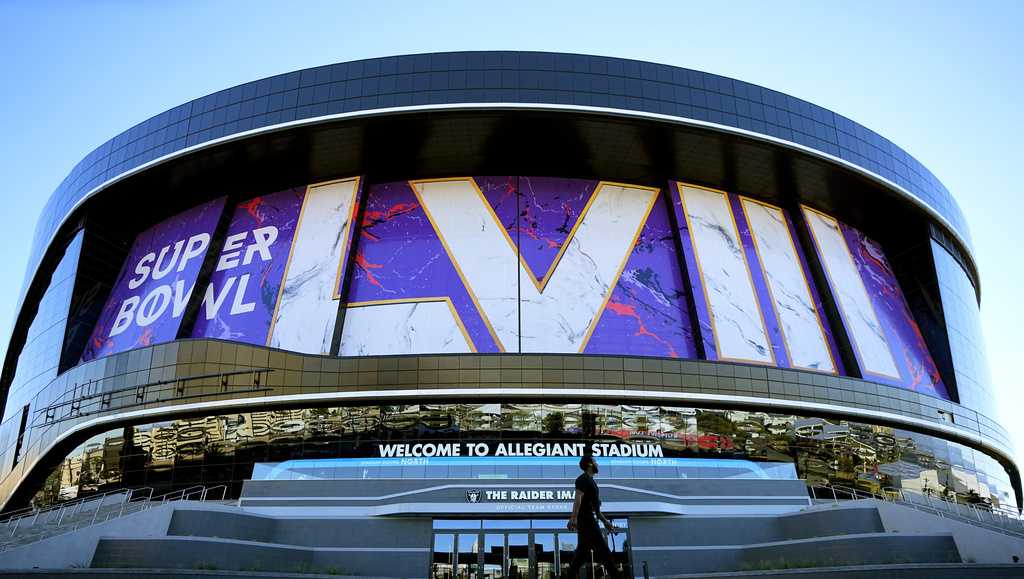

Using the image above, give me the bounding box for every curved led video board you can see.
[80,176,947,399]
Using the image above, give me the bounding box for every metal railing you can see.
[1,487,145,534]
[34,368,274,428]
[809,483,1024,539]
[0,484,231,552]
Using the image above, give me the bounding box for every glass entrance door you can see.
[482,534,506,579]
[557,532,578,578]
[431,519,630,579]
[457,534,480,579]
[507,533,530,579]
[533,534,556,579]
[432,533,455,579]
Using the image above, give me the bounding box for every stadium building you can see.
[0,52,1019,577]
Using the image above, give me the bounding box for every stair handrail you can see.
[154,485,206,504]
[4,487,135,536]
[809,482,1024,538]
[0,484,226,554]
[890,486,1024,530]
[0,505,35,525]
[200,484,228,501]
[114,486,154,520]
[3,483,216,531]
[1,485,145,528]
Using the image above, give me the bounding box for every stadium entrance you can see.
[430,518,631,579]
[224,453,810,578]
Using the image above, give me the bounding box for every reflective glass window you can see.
[931,240,995,416]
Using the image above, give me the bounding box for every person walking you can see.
[565,455,620,579]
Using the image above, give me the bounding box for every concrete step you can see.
[629,505,884,546]
[167,507,429,548]
[635,532,961,575]
[658,562,1024,578]
[90,535,427,577]
[4,566,1024,579]
[0,569,396,578]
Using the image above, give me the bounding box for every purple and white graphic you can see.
[339,180,502,355]
[478,176,597,290]
[668,182,718,359]
[268,178,362,355]
[841,223,949,398]
[340,177,696,357]
[82,197,226,361]
[781,208,845,374]
[478,176,694,356]
[191,189,304,345]
[730,194,791,367]
[73,175,938,394]
[671,182,773,364]
[586,193,697,358]
[803,205,947,398]
[737,196,842,374]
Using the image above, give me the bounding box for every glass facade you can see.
[23,52,972,308]
[32,403,1014,511]
[0,231,83,472]
[932,240,996,418]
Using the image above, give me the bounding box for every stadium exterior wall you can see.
[0,52,1013,515]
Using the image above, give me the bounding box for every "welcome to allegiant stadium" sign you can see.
[378,442,664,458]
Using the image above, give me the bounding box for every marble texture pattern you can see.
[338,300,472,356]
[415,178,658,353]
[802,206,901,379]
[678,185,773,364]
[741,198,836,373]
[268,178,360,355]
[477,176,597,289]
[477,175,696,357]
[586,193,698,358]
[842,224,949,399]
[412,178,521,351]
[669,182,717,358]
[518,182,659,352]
[341,180,500,353]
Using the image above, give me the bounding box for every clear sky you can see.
[0,1,1021,461]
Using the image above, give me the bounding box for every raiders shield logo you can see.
[466,490,482,503]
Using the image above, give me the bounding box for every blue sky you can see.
[0,1,1021,460]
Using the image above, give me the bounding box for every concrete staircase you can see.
[0,485,230,554]
[0,491,147,553]
[630,503,967,575]
[90,506,430,576]
[661,564,1024,578]
[0,501,429,576]
[0,498,1022,577]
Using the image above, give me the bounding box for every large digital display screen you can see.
[79,176,948,400]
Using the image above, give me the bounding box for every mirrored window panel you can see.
[33,403,1012,511]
